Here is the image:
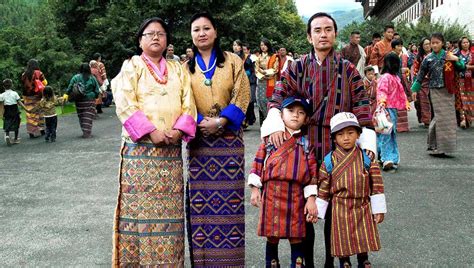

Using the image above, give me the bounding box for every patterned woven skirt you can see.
[112,142,185,267]
[396,109,409,132]
[24,95,44,136]
[256,79,269,116]
[186,130,245,267]
[75,100,96,136]
[414,81,432,125]
[428,88,457,153]
[456,76,474,123]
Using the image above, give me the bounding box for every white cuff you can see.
[260,108,285,138]
[247,173,262,188]
[357,127,377,159]
[303,185,317,199]
[316,197,329,219]
[370,193,387,214]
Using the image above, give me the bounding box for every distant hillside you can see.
[302,8,364,29]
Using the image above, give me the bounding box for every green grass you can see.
[0,103,77,126]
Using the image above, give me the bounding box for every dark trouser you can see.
[245,101,256,125]
[45,116,57,141]
[324,201,334,267]
[303,222,315,268]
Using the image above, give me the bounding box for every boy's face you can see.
[365,70,375,81]
[431,38,443,53]
[334,126,360,151]
[282,103,307,132]
[394,45,403,55]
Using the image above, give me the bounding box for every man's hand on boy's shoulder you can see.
[269,131,286,148]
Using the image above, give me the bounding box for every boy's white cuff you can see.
[316,197,329,219]
[370,193,387,214]
[357,127,377,158]
[260,108,285,138]
[303,185,317,199]
[247,173,262,188]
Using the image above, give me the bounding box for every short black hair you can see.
[351,31,361,35]
[391,38,403,49]
[372,33,381,39]
[393,32,400,37]
[364,66,375,74]
[92,53,101,61]
[381,53,401,75]
[2,78,13,89]
[431,32,445,43]
[384,25,395,32]
[306,12,338,35]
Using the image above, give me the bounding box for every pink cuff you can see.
[123,110,156,142]
[173,114,197,142]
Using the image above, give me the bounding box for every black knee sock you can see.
[357,253,369,267]
[266,241,279,268]
[339,257,351,267]
[14,130,18,139]
[5,131,9,137]
[302,222,315,268]
[290,242,304,268]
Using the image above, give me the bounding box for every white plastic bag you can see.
[373,105,393,134]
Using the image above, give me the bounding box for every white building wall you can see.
[430,0,474,38]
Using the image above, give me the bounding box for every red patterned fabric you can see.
[250,133,317,238]
[269,50,372,164]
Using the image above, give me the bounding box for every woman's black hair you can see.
[188,12,226,74]
[79,62,91,81]
[233,39,244,59]
[136,17,171,55]
[391,38,403,49]
[381,53,401,75]
[306,12,338,35]
[416,37,431,62]
[259,38,274,54]
[43,86,54,100]
[458,36,470,51]
[25,59,40,81]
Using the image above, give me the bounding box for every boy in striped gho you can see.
[248,96,318,268]
[316,112,387,268]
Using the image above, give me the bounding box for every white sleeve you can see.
[316,198,329,219]
[247,173,263,188]
[260,108,285,138]
[370,194,387,214]
[303,185,318,199]
[357,127,377,158]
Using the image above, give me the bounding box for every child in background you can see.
[248,96,318,268]
[29,86,57,142]
[363,66,378,116]
[376,53,410,172]
[317,112,386,268]
[0,79,28,146]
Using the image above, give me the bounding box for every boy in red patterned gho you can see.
[248,96,318,268]
[316,112,387,268]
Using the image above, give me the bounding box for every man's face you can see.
[384,28,395,41]
[167,47,174,55]
[373,37,381,45]
[186,48,194,58]
[307,16,337,52]
[279,47,287,57]
[350,34,361,45]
